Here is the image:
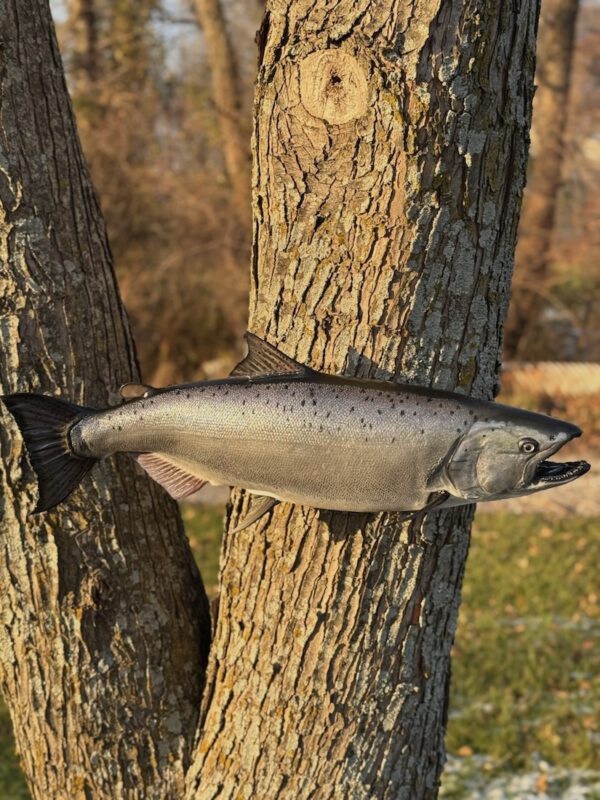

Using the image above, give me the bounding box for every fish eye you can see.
[519,437,539,454]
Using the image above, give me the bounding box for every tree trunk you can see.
[504,0,580,358]
[193,0,251,214]
[0,2,210,798]
[185,1,540,798]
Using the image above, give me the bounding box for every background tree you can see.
[193,0,252,219]
[504,0,581,358]
[0,1,210,797]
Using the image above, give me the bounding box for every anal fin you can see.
[231,495,279,533]
[134,453,207,500]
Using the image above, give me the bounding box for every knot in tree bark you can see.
[299,49,369,125]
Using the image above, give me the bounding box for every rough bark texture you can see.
[194,0,251,214]
[0,2,210,798]
[187,1,540,798]
[504,0,580,357]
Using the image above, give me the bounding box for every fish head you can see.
[438,406,590,502]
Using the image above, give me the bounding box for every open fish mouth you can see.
[530,458,591,487]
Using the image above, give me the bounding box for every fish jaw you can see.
[518,430,590,494]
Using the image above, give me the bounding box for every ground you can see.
[1,483,598,798]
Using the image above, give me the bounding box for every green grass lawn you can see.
[1,510,599,798]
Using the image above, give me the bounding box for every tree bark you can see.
[0,2,210,798]
[186,2,540,798]
[193,0,251,214]
[504,0,580,358]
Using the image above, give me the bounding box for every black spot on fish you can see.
[421,429,424,434]
[301,399,306,407]
[319,425,323,432]
[326,411,331,418]
[377,409,382,415]
[456,428,461,433]
[186,393,190,399]
[427,397,432,403]
[392,437,396,443]
[312,399,317,406]
[242,399,246,405]
[350,407,355,413]
[413,411,417,416]
[118,426,122,431]
[401,410,405,416]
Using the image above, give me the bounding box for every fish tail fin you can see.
[2,393,96,513]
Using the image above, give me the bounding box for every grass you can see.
[180,504,224,594]
[447,514,600,774]
[0,703,29,800]
[1,510,599,798]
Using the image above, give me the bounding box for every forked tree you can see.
[0,1,540,799]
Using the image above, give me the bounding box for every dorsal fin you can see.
[230,333,314,379]
[120,382,158,401]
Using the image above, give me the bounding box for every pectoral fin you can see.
[231,495,279,533]
[401,491,451,521]
[134,453,207,500]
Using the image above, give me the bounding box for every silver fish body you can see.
[2,334,590,515]
[72,378,474,511]
[71,373,585,512]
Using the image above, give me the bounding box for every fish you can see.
[1,333,591,528]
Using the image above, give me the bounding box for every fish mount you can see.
[0,333,591,526]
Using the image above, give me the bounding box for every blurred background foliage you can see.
[50,0,598,384]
